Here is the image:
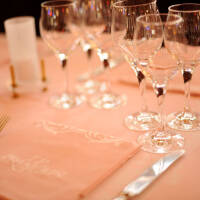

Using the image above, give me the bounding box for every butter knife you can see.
[113,150,185,200]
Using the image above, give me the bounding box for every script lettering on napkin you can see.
[0,154,67,179]
[35,120,135,146]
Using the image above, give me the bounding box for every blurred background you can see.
[0,0,199,36]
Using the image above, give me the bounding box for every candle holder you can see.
[9,65,19,98]
[5,16,48,95]
[8,59,48,97]
[40,59,48,92]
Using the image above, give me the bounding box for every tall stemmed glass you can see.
[40,0,85,109]
[112,0,160,131]
[167,3,200,131]
[134,13,184,153]
[82,0,126,109]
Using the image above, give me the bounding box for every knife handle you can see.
[113,192,135,200]
[113,195,127,200]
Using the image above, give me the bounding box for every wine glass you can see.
[40,0,85,109]
[112,0,160,131]
[167,3,200,131]
[75,0,104,95]
[134,13,184,153]
[82,0,126,109]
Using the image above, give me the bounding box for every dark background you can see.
[0,0,198,36]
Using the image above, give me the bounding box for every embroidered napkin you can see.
[0,118,139,200]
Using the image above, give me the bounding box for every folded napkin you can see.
[0,118,139,200]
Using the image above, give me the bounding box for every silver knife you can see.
[113,150,185,200]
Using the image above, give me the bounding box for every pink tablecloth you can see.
[0,34,200,200]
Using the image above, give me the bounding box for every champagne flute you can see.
[82,0,126,109]
[167,3,200,131]
[112,0,160,131]
[134,13,184,153]
[40,0,85,109]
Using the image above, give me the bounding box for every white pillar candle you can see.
[4,16,40,85]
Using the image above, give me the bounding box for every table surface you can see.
[0,34,200,200]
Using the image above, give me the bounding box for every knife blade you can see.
[113,150,185,200]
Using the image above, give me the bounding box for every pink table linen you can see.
[0,34,200,200]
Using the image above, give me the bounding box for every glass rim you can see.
[112,0,157,9]
[136,13,183,26]
[41,0,75,8]
[168,3,200,13]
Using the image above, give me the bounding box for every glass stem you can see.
[59,53,69,94]
[183,80,191,113]
[139,77,148,112]
[87,48,96,81]
[181,67,194,113]
[97,48,111,93]
[86,47,93,61]
[82,40,93,73]
[154,83,167,131]
[136,69,148,112]
[103,59,112,93]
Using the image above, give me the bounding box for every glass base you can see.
[167,111,200,131]
[49,93,85,109]
[89,92,127,109]
[76,80,105,95]
[124,112,160,131]
[137,130,184,154]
